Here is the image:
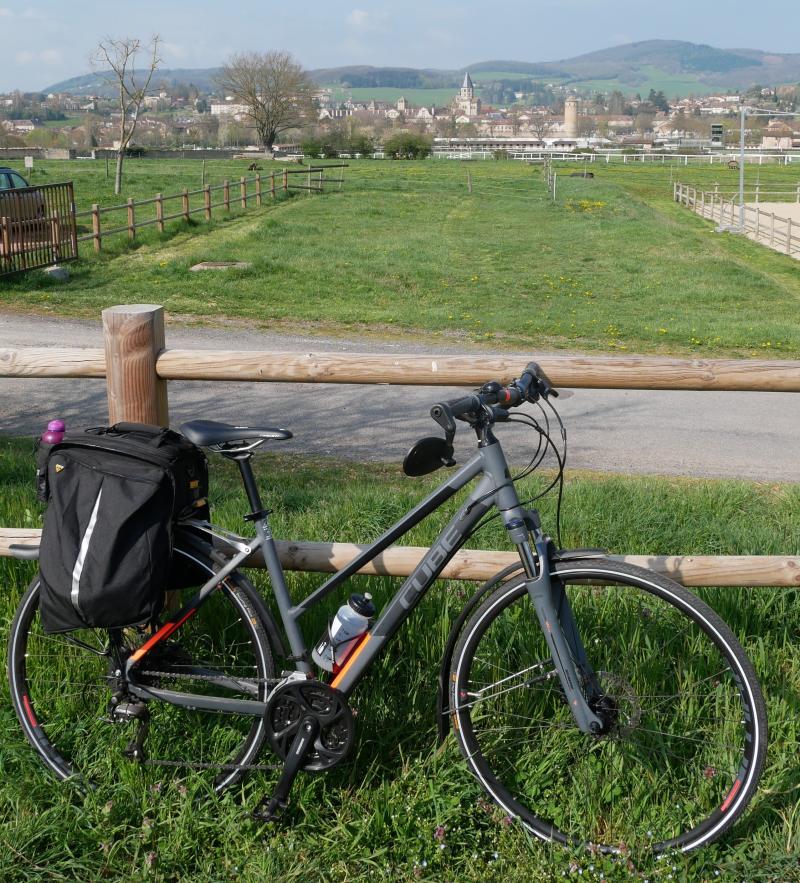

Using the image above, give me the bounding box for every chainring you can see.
[265,680,355,772]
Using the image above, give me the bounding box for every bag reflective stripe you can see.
[70,486,103,616]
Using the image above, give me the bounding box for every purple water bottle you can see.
[41,419,66,445]
[36,419,65,501]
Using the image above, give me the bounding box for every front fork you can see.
[511,521,605,735]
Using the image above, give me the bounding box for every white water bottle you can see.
[312,593,376,673]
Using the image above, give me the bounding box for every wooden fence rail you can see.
[674,181,800,259]
[74,165,347,253]
[2,304,799,586]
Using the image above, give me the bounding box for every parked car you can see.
[0,167,46,221]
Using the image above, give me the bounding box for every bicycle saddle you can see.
[180,420,292,447]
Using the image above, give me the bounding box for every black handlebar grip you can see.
[446,394,482,418]
[524,361,558,399]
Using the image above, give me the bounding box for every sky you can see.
[1,0,799,93]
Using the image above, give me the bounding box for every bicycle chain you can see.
[134,669,283,772]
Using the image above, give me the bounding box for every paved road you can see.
[1,312,798,482]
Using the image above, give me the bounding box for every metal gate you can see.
[0,180,78,277]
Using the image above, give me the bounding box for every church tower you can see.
[455,72,481,117]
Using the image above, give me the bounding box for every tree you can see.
[93,36,161,194]
[529,115,554,144]
[218,50,313,152]
[382,131,432,159]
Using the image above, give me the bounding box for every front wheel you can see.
[449,559,767,854]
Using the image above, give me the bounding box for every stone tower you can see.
[564,96,579,139]
[455,72,481,117]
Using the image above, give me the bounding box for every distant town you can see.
[2,72,800,156]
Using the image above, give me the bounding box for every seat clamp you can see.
[244,508,272,523]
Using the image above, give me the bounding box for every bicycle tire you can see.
[449,559,767,854]
[8,546,276,793]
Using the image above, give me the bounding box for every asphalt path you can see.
[1,312,798,483]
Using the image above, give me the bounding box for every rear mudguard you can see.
[435,548,607,743]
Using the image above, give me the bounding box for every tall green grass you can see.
[1,438,798,881]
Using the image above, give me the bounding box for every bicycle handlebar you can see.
[430,362,558,433]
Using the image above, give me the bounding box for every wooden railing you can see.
[75,165,347,253]
[674,181,800,258]
[0,181,78,277]
[2,304,799,587]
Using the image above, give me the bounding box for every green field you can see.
[2,157,800,358]
[1,437,798,881]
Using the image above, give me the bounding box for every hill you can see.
[43,40,800,98]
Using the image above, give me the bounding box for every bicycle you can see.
[7,362,767,854]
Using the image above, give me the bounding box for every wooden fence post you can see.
[283,168,288,192]
[256,173,262,207]
[770,212,775,246]
[788,218,793,255]
[155,193,164,233]
[127,199,136,240]
[224,180,230,212]
[182,188,190,223]
[240,176,247,209]
[92,203,101,252]
[307,168,311,195]
[270,172,276,198]
[204,185,212,221]
[102,304,169,425]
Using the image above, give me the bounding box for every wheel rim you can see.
[10,561,271,792]
[451,570,763,853]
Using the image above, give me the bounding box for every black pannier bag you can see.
[37,423,209,634]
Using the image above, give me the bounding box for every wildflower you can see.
[434,825,446,842]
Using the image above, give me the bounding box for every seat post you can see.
[235,455,265,515]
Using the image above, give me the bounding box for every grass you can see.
[2,158,800,357]
[0,436,798,881]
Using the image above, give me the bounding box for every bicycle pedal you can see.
[251,796,286,824]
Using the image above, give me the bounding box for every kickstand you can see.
[252,715,320,823]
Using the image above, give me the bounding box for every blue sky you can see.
[1,0,799,92]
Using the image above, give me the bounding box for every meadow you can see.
[1,156,800,357]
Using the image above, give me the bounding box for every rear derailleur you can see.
[106,691,150,762]
[252,679,355,823]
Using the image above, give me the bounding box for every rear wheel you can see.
[8,548,276,793]
[449,560,767,854]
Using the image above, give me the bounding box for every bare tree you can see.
[529,115,554,145]
[218,51,313,152]
[93,36,161,194]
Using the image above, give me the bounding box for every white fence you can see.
[674,181,800,259]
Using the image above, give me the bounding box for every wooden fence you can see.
[0,181,78,277]
[76,165,347,253]
[674,181,800,258]
[2,304,800,587]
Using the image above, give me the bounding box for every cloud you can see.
[161,41,189,62]
[346,8,387,32]
[0,8,12,17]
[14,49,62,66]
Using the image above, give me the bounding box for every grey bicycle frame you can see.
[127,437,604,735]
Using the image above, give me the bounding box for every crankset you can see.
[265,679,355,772]
[253,680,355,823]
